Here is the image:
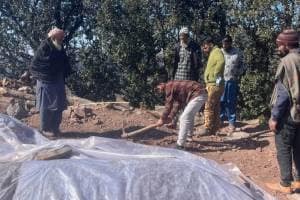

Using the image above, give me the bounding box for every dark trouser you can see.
[275,116,300,186]
[220,80,238,126]
[40,108,62,134]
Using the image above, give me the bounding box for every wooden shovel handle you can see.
[121,123,159,138]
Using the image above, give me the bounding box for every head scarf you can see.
[179,27,189,35]
[276,29,299,47]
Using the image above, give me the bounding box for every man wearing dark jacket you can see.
[169,27,202,129]
[30,28,71,138]
[172,27,202,81]
[266,29,300,194]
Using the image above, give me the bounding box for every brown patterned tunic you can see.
[161,80,206,121]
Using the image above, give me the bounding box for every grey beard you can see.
[52,40,62,50]
[180,40,188,48]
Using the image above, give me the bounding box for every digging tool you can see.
[223,129,270,142]
[121,121,159,138]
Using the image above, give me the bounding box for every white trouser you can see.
[177,94,207,146]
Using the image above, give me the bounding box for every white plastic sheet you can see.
[0,114,274,200]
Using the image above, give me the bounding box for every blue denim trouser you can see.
[220,80,238,125]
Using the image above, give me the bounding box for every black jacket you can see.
[30,38,71,82]
[172,40,202,81]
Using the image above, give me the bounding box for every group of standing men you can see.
[156,27,245,149]
[30,27,300,194]
[156,27,300,195]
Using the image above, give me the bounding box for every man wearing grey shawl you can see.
[266,29,300,194]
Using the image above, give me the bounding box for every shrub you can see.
[238,70,274,120]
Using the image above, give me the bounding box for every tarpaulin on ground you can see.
[0,114,274,200]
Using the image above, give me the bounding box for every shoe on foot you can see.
[227,124,235,133]
[42,131,55,138]
[53,129,61,137]
[186,135,193,142]
[265,182,292,194]
[196,128,212,136]
[175,144,184,150]
[220,121,226,128]
[292,181,300,191]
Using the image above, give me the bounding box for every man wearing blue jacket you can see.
[266,29,300,194]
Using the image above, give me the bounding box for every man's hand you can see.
[166,123,176,129]
[156,118,165,127]
[216,76,222,86]
[20,71,31,82]
[268,118,277,132]
[156,117,172,127]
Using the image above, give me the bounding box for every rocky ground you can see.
[0,77,295,199]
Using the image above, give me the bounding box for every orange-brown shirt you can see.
[161,80,206,121]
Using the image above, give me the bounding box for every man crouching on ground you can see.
[155,80,207,149]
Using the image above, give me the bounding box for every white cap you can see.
[179,27,189,35]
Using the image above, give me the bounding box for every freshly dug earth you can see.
[0,98,290,200]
